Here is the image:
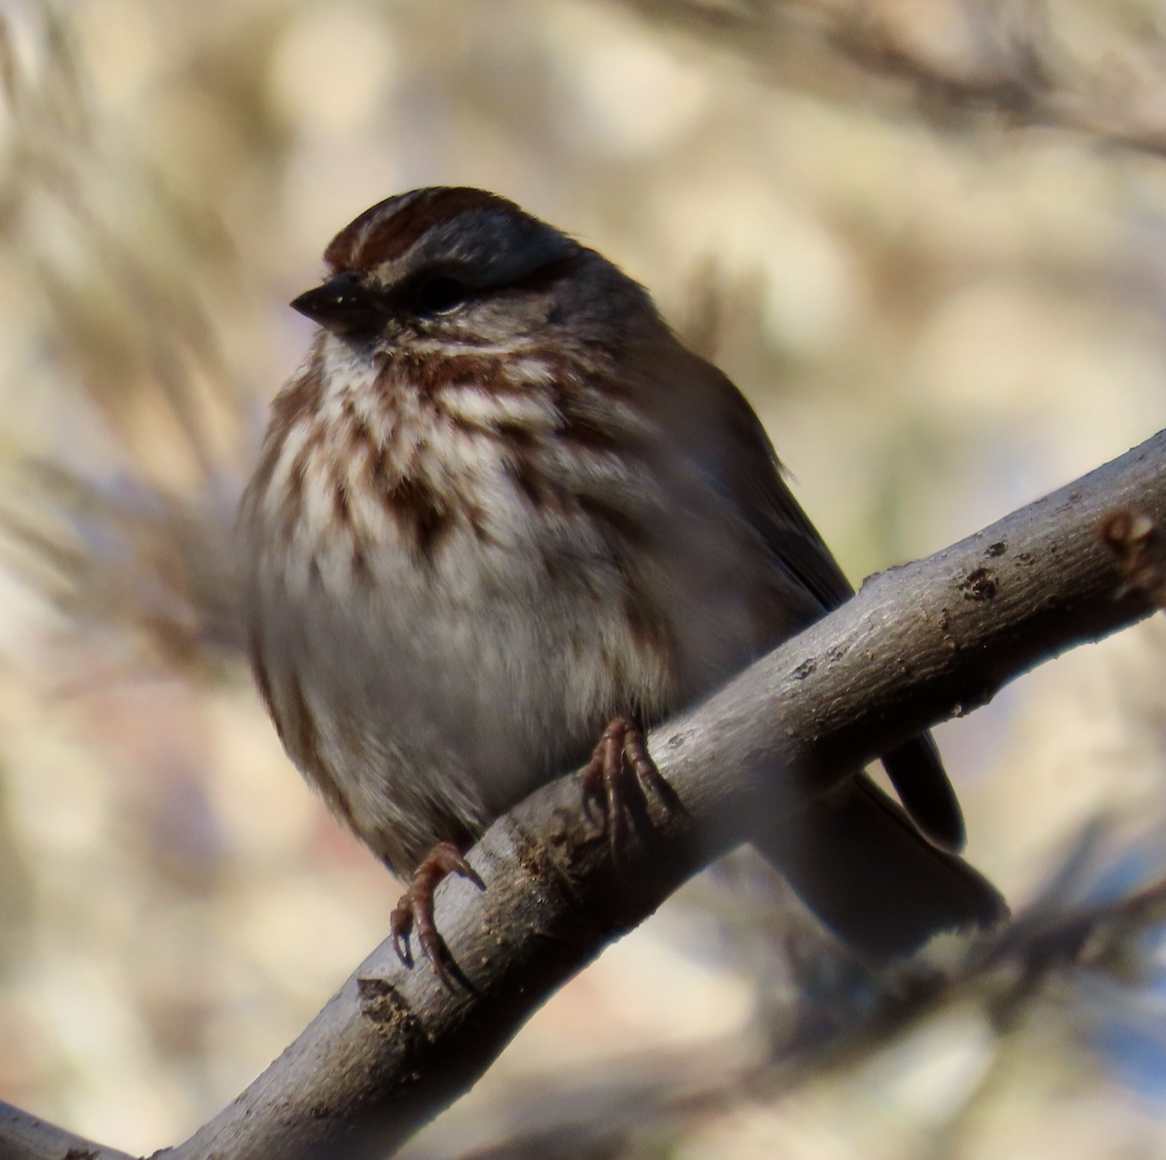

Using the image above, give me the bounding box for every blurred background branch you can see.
[618,0,1166,157]
[3,0,1166,1157]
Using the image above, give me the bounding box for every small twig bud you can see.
[1099,507,1166,606]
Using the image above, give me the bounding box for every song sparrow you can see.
[239,186,1004,981]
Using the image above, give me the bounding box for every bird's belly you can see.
[258,520,672,874]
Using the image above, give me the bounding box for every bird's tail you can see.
[754,772,1006,963]
[881,730,965,852]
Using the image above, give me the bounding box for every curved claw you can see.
[390,841,485,988]
[581,716,672,864]
[390,904,414,967]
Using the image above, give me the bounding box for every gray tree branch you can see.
[4,428,1166,1160]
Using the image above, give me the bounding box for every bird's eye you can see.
[409,276,470,317]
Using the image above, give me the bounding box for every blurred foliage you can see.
[3,0,1166,1157]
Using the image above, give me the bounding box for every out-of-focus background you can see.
[3,0,1166,1156]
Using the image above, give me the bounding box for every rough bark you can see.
[5,428,1166,1160]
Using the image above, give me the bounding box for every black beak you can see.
[291,273,388,336]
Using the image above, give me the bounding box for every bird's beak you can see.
[291,273,388,337]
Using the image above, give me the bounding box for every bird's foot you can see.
[582,716,672,863]
[391,841,485,988]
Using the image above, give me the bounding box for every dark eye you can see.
[409,276,470,317]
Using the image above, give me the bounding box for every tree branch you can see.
[615,0,1166,161]
[0,1100,135,1160]
[5,429,1166,1160]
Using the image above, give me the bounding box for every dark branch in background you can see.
[614,0,1166,158]
[2,429,1163,1160]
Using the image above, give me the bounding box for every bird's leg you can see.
[582,716,671,863]
[391,841,485,987]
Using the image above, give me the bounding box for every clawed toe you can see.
[391,841,485,988]
[582,716,673,863]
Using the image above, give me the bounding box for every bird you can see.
[237,186,1005,981]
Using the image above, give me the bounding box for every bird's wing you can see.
[656,345,965,850]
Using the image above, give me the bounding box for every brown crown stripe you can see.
[325,187,527,272]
